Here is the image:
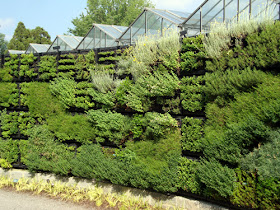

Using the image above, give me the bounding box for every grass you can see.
[0,176,165,209]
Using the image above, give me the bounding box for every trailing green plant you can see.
[180,76,204,112]
[0,82,19,107]
[180,35,206,73]
[38,55,57,80]
[181,117,204,152]
[87,109,131,144]
[87,88,115,109]
[0,67,13,81]
[156,96,181,114]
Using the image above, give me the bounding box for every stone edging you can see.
[0,168,227,210]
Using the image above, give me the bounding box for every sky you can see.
[0,0,204,42]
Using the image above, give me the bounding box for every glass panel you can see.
[239,0,250,16]
[182,9,201,36]
[169,10,191,18]
[95,28,101,48]
[147,10,161,36]
[119,28,131,45]
[225,0,238,22]
[149,9,182,24]
[101,31,106,48]
[107,35,117,47]
[202,0,224,27]
[131,11,146,42]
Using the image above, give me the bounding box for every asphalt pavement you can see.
[0,188,96,210]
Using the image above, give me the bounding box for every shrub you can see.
[230,168,258,208]
[180,76,204,112]
[0,138,19,166]
[23,125,74,175]
[38,55,57,80]
[177,157,201,194]
[0,82,19,107]
[180,35,206,73]
[47,113,95,144]
[181,117,204,152]
[87,109,131,144]
[20,82,64,118]
[197,158,236,198]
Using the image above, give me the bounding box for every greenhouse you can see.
[7,50,25,55]
[25,43,50,54]
[47,35,83,52]
[118,0,280,44]
[76,24,128,50]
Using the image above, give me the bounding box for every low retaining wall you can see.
[0,168,227,210]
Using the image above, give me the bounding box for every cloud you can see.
[151,0,204,13]
[0,18,15,31]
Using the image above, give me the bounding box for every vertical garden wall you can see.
[0,19,280,209]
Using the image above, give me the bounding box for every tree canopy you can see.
[0,33,8,55]
[7,22,51,50]
[68,0,154,36]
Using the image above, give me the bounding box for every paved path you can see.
[0,188,96,210]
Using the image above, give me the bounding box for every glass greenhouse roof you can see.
[26,43,50,54]
[8,50,25,55]
[47,35,83,52]
[76,24,128,50]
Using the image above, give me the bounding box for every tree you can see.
[0,33,8,55]
[7,22,51,50]
[69,0,154,36]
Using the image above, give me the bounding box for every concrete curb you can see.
[0,168,227,210]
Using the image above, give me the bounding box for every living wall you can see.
[0,20,280,209]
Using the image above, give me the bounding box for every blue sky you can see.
[0,0,203,41]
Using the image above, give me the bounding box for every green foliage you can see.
[23,125,74,175]
[0,82,18,107]
[8,22,51,50]
[204,68,266,105]
[157,96,181,114]
[180,35,206,73]
[141,112,178,140]
[0,110,19,138]
[181,117,204,152]
[0,67,13,82]
[206,21,280,72]
[74,51,95,80]
[204,116,270,165]
[3,54,19,77]
[197,159,236,198]
[47,113,95,144]
[124,71,180,112]
[241,130,280,179]
[230,168,258,208]
[19,54,37,78]
[50,77,94,110]
[38,55,57,80]
[115,77,133,106]
[0,138,19,166]
[177,157,200,194]
[0,33,8,55]
[87,109,131,144]
[20,82,64,118]
[69,0,154,36]
[180,76,204,112]
[87,88,115,109]
[256,177,280,209]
